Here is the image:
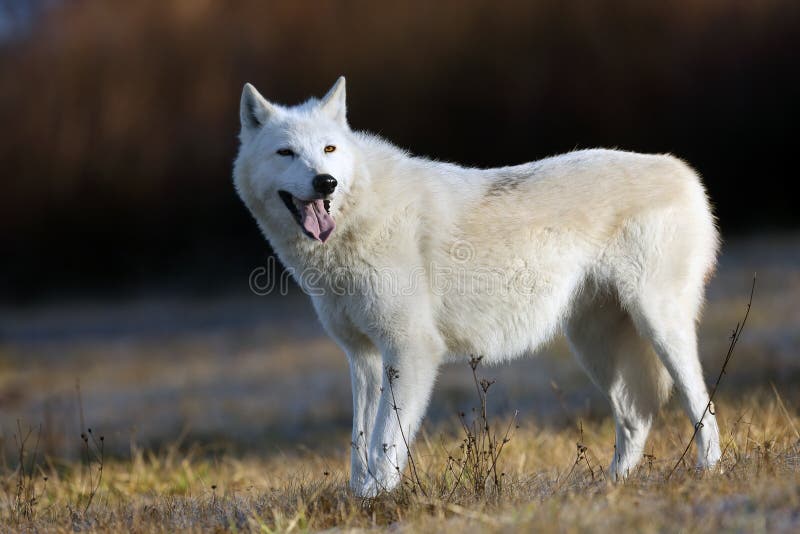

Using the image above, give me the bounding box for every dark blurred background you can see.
[2,0,799,302]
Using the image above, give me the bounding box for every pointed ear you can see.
[319,76,347,126]
[240,83,275,130]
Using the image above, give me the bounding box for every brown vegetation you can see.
[2,0,798,296]
[1,263,798,532]
[1,389,798,532]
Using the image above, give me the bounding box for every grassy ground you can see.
[1,234,799,531]
[1,389,798,532]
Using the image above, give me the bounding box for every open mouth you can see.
[278,190,335,242]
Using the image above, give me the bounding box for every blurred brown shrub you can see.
[1,0,798,299]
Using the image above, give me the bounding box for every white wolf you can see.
[233,77,721,497]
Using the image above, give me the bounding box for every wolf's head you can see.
[234,77,356,244]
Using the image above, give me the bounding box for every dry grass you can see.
[1,388,798,533]
[1,239,798,531]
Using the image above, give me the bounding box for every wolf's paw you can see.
[697,440,722,470]
[351,469,401,498]
[353,477,381,499]
[696,454,724,475]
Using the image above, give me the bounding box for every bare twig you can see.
[666,274,756,480]
[385,366,427,497]
[81,429,104,515]
[449,356,516,497]
[74,380,105,515]
[8,421,45,522]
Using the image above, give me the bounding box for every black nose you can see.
[312,174,337,195]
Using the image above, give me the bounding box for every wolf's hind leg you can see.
[631,299,721,469]
[567,295,672,480]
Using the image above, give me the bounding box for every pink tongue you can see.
[299,199,336,242]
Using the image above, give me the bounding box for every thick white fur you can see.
[233,78,721,496]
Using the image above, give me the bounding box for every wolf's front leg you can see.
[347,348,383,493]
[356,337,444,497]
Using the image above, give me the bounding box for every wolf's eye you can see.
[324,145,336,154]
[276,148,294,157]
